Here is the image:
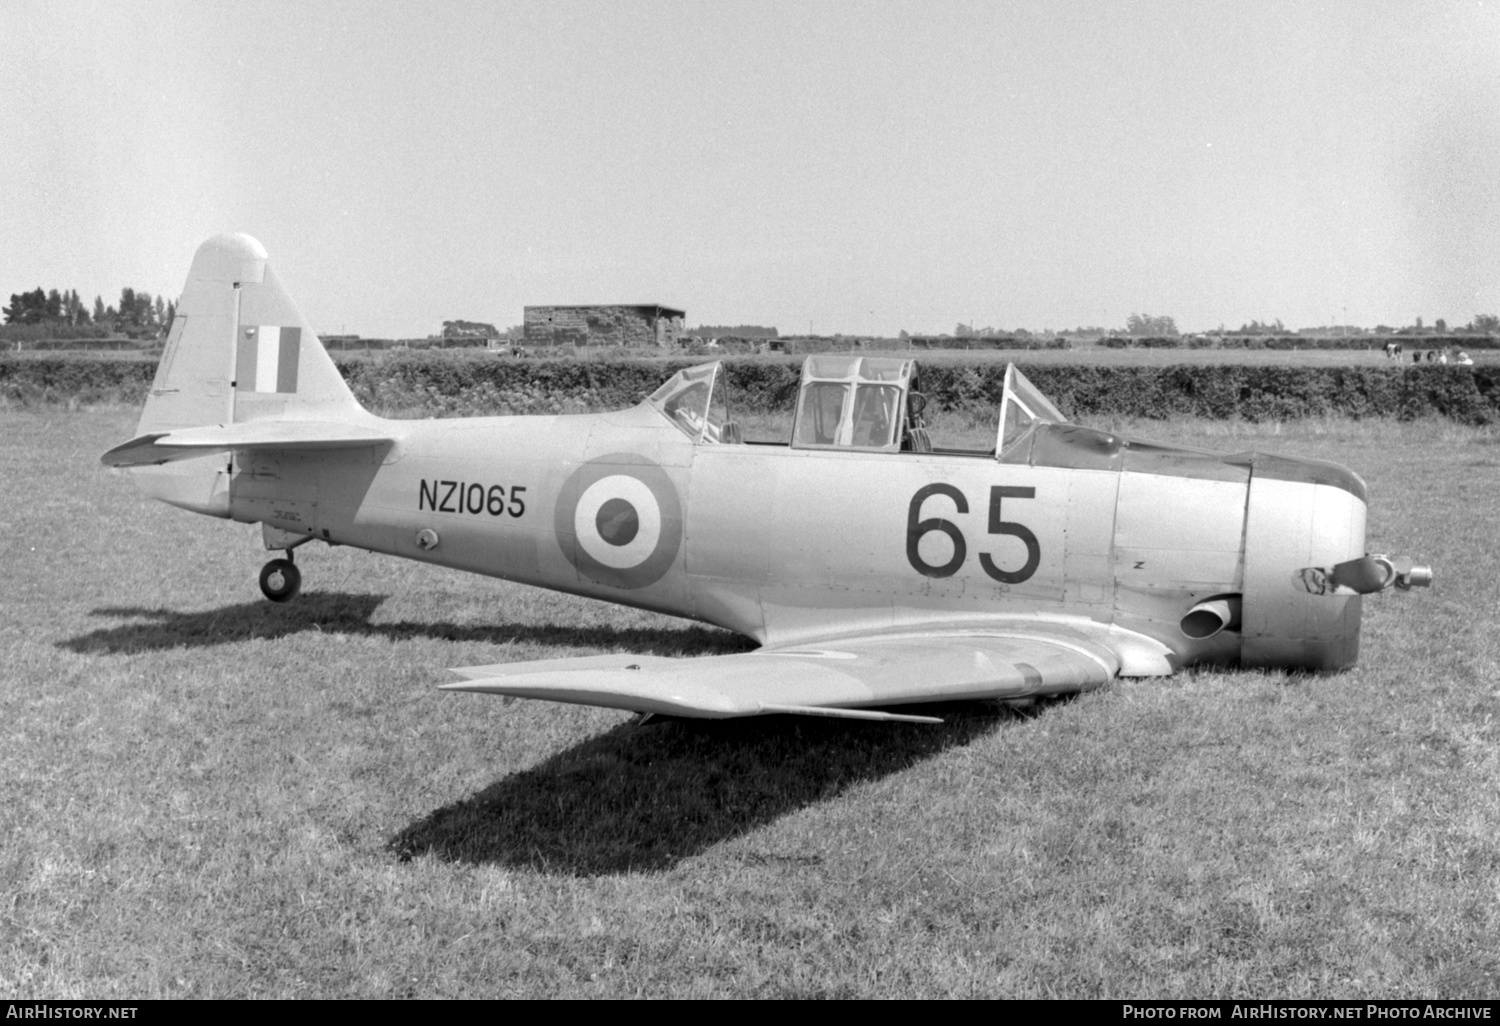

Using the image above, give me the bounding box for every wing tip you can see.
[101,433,171,467]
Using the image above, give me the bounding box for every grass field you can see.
[2,406,1498,998]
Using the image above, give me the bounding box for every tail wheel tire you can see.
[259,558,301,602]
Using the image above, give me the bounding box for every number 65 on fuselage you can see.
[102,234,1431,725]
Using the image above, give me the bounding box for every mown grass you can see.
[2,407,1497,997]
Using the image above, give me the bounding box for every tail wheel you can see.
[259,558,301,602]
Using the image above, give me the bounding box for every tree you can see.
[1435,318,1448,333]
[4,288,47,325]
[1126,313,1178,336]
[93,296,106,323]
[1472,314,1499,334]
[1236,318,1285,335]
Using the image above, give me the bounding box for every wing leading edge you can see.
[444,623,1132,723]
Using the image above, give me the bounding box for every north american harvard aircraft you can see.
[103,234,1431,724]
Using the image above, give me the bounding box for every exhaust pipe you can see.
[1180,595,1243,639]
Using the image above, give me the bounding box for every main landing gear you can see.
[259,555,302,602]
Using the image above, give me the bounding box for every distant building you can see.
[524,304,685,348]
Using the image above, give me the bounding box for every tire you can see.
[259,558,301,602]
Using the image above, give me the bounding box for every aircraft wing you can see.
[102,421,393,467]
[444,622,1142,724]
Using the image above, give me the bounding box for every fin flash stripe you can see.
[237,325,301,393]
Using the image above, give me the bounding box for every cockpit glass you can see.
[996,364,1068,460]
[790,355,916,451]
[999,399,1038,460]
[794,382,849,446]
[649,362,729,441]
[851,384,901,448]
[663,381,709,426]
[707,370,730,432]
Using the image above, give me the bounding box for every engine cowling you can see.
[1238,454,1368,671]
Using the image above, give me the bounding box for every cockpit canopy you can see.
[647,356,1102,467]
[791,355,921,452]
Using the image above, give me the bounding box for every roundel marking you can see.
[574,475,660,570]
[596,497,639,547]
[554,454,683,589]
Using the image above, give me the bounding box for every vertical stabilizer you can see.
[136,233,364,437]
[127,233,369,518]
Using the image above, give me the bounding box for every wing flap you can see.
[444,626,1123,721]
[102,421,392,467]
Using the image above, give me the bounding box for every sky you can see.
[2,0,1498,338]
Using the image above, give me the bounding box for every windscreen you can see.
[649,362,724,441]
[998,364,1068,457]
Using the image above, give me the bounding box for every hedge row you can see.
[905,337,1072,351]
[1101,333,1500,351]
[7,353,1500,424]
[0,354,158,405]
[346,357,1500,425]
[1,324,120,343]
[1009,364,1500,424]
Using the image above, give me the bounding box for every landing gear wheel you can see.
[259,558,301,602]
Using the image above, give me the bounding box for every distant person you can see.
[1457,350,1474,366]
[1426,350,1437,363]
[1413,350,1423,364]
[1438,350,1448,365]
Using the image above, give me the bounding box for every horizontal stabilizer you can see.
[444,625,1123,721]
[102,421,392,467]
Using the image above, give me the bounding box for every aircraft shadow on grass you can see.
[61,592,1058,878]
[390,700,1053,878]
[60,591,753,659]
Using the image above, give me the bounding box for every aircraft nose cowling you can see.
[1238,453,1368,671]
